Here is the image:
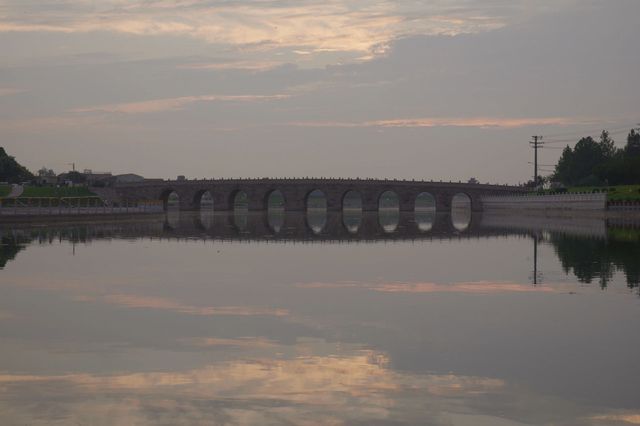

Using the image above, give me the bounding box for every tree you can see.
[554,128,640,186]
[37,167,55,177]
[598,130,617,160]
[0,147,33,183]
[552,137,609,186]
[625,129,640,157]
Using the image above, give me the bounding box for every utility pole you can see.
[529,136,543,187]
[67,162,75,172]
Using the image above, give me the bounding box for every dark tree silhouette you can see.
[0,147,33,184]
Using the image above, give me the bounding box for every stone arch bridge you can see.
[110,178,525,212]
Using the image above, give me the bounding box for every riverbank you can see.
[0,211,165,225]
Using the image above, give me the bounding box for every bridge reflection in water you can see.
[160,208,483,242]
[2,210,639,290]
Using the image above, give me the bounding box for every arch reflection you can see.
[451,193,472,232]
[233,209,248,232]
[415,192,436,232]
[379,210,400,233]
[165,210,180,230]
[266,190,285,233]
[197,209,215,230]
[415,210,435,232]
[342,210,362,234]
[267,209,285,233]
[306,210,327,234]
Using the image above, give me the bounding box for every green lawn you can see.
[18,186,96,198]
[0,185,9,197]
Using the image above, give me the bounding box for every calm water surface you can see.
[0,211,639,425]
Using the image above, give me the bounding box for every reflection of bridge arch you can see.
[342,211,362,234]
[306,209,327,234]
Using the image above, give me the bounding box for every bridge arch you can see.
[193,189,214,211]
[342,190,362,211]
[306,189,327,211]
[451,192,472,210]
[378,190,399,211]
[230,189,249,211]
[160,188,179,211]
[415,192,436,211]
[265,189,286,211]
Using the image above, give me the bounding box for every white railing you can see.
[481,193,607,211]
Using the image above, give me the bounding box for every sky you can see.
[0,0,639,183]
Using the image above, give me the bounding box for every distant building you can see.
[113,173,145,184]
[37,168,58,186]
[57,170,112,187]
[37,175,58,186]
[81,170,113,186]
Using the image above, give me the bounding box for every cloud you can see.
[183,337,279,349]
[70,94,290,114]
[177,60,282,72]
[590,414,640,425]
[0,1,554,62]
[288,116,590,129]
[0,88,24,97]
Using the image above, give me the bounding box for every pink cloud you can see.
[288,116,591,129]
[70,94,290,114]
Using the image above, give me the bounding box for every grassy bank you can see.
[19,186,95,198]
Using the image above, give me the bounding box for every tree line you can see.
[552,129,640,186]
